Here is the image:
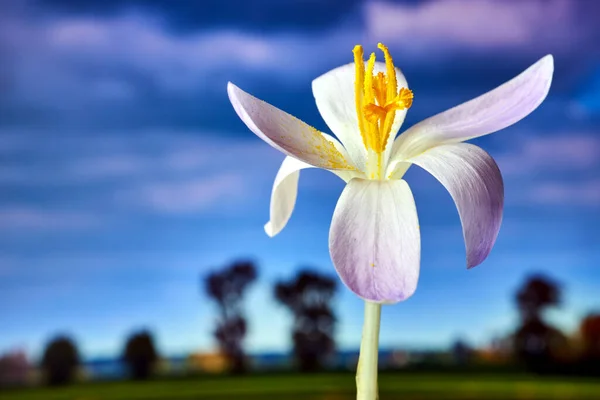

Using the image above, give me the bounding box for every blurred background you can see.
[1,0,599,398]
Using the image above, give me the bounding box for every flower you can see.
[227,43,553,304]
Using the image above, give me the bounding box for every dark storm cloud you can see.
[1,0,598,133]
[35,0,364,33]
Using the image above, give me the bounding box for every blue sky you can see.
[1,0,599,360]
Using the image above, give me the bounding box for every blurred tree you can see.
[451,339,473,366]
[122,330,159,380]
[579,313,600,374]
[0,350,29,387]
[513,275,567,372]
[275,270,337,372]
[40,335,80,386]
[516,275,560,321]
[204,260,257,373]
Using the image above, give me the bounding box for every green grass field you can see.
[3,373,600,400]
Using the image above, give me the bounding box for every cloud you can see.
[365,0,590,54]
[492,133,600,208]
[2,0,597,133]
[494,133,600,176]
[2,11,354,99]
[69,154,148,179]
[0,207,101,230]
[0,6,361,130]
[526,180,600,206]
[0,129,284,223]
[48,17,284,85]
[0,129,277,184]
[64,151,211,181]
[120,173,247,214]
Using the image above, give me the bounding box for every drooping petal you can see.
[228,82,356,171]
[329,178,420,303]
[408,143,504,269]
[388,55,553,170]
[265,151,366,237]
[264,156,313,237]
[312,62,409,171]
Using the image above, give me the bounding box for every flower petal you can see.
[264,156,313,237]
[329,178,420,303]
[389,55,553,165]
[408,143,504,268]
[228,82,356,171]
[312,62,409,171]
[265,151,365,237]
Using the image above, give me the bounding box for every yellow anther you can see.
[364,53,377,105]
[364,53,378,150]
[377,43,397,101]
[353,45,368,150]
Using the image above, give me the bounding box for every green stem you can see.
[356,301,382,400]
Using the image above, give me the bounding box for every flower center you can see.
[353,43,413,156]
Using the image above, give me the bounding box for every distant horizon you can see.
[7,315,482,361]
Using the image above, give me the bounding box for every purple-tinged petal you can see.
[329,178,420,303]
[227,82,356,171]
[389,55,553,168]
[409,143,504,268]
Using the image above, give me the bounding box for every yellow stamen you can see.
[364,53,378,151]
[352,42,414,159]
[352,45,368,150]
[364,53,377,105]
[377,43,397,102]
[378,43,400,150]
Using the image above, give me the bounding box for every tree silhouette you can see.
[204,260,257,373]
[451,339,473,366]
[0,350,29,387]
[516,275,560,321]
[122,330,159,380]
[513,275,566,372]
[40,336,80,386]
[275,270,337,372]
[579,313,600,374]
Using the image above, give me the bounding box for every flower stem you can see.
[356,301,381,400]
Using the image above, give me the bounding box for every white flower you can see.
[228,43,553,303]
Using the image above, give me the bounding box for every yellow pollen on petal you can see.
[352,43,414,156]
[308,126,355,170]
[282,117,355,171]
